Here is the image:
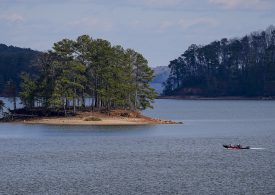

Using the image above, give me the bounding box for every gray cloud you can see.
[209,0,271,10]
[0,0,274,67]
[0,13,24,22]
[68,17,114,31]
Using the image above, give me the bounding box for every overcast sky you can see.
[0,0,274,67]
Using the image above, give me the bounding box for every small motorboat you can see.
[223,144,250,150]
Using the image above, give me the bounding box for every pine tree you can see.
[20,73,36,108]
[19,35,157,114]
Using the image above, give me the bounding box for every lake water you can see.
[0,99,274,194]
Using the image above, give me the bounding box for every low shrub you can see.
[84,117,102,121]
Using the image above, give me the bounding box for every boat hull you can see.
[223,145,250,150]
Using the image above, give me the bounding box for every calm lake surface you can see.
[0,99,275,194]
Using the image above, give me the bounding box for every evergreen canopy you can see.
[163,26,275,97]
[20,35,157,113]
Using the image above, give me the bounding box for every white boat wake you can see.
[250,148,266,150]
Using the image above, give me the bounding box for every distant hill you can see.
[151,66,170,94]
[163,26,275,97]
[0,44,41,95]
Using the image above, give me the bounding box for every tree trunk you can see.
[13,96,16,110]
[63,98,67,116]
[95,93,98,108]
[81,92,85,108]
[73,98,76,114]
[134,89,138,110]
[73,88,76,114]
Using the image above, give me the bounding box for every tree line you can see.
[0,44,40,96]
[19,35,156,114]
[163,26,275,97]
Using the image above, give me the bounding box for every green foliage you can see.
[19,35,156,112]
[163,26,275,97]
[20,73,37,108]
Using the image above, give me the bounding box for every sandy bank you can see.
[20,111,178,126]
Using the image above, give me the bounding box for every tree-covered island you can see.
[1,35,176,125]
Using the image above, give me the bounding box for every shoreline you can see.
[6,111,178,126]
[157,96,275,100]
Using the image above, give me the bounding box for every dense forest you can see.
[163,26,275,97]
[18,35,156,114]
[0,44,40,96]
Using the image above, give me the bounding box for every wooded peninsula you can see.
[163,26,275,98]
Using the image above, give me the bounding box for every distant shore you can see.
[7,110,178,126]
[157,96,275,100]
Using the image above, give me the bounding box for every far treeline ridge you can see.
[1,35,157,114]
[163,26,275,97]
[0,44,40,96]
